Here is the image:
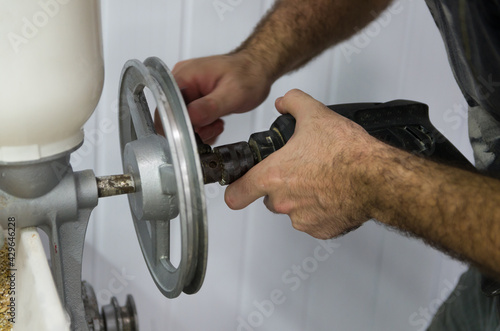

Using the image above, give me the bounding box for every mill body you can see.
[0,0,104,163]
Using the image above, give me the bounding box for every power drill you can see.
[198,100,474,185]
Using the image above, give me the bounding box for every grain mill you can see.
[0,1,208,330]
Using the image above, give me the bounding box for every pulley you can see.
[118,57,208,298]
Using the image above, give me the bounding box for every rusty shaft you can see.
[96,174,136,198]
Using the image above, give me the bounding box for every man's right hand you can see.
[172,52,272,144]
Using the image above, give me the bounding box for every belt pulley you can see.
[118,57,208,298]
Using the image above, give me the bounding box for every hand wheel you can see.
[118,57,207,298]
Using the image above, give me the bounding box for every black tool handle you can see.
[254,100,474,171]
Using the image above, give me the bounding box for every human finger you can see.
[195,119,225,144]
[224,166,270,210]
[275,89,325,121]
[154,108,165,136]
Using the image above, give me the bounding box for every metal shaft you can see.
[96,174,135,198]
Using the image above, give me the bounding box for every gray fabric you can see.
[427,268,500,331]
[425,0,500,174]
[469,105,500,177]
[424,0,500,122]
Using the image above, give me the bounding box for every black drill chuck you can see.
[198,115,294,185]
[199,142,255,185]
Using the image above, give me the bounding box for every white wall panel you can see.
[82,1,469,330]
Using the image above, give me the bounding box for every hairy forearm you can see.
[233,0,393,82]
[366,145,500,277]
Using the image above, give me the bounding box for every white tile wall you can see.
[78,1,470,330]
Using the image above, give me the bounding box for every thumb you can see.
[275,89,324,123]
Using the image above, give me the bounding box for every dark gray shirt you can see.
[425,0,500,176]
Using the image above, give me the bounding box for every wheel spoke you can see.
[152,220,170,264]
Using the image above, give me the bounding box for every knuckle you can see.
[284,90,298,102]
[280,89,301,108]
[189,100,218,126]
[274,201,292,215]
[172,60,187,74]
[285,88,303,97]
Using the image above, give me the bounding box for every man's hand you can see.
[225,89,383,239]
[172,53,272,144]
[166,0,392,144]
[223,92,500,278]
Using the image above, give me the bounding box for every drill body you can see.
[198,100,473,185]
